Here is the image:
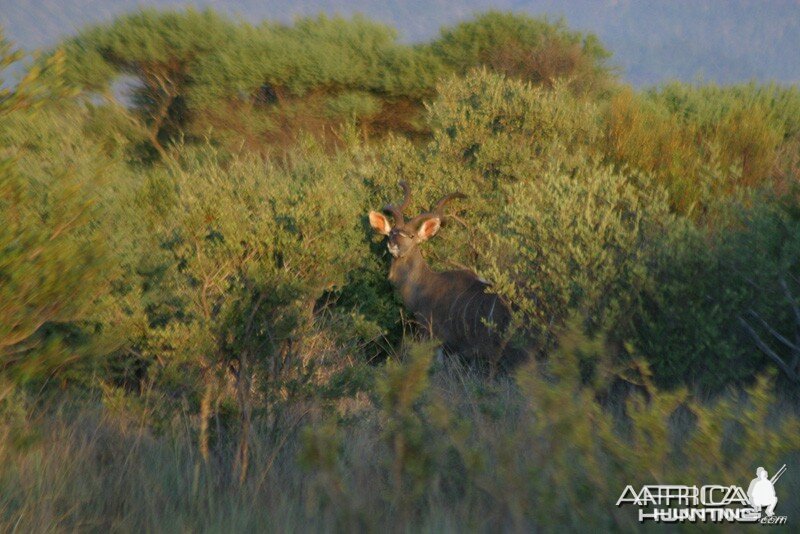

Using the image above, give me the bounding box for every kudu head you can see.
[368,182,466,258]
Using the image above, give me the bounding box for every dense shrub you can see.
[56,10,619,155]
[605,88,707,212]
[606,83,800,215]
[429,11,614,96]
[59,11,442,154]
[368,71,669,353]
[723,197,800,384]
[1,37,130,387]
[108,139,389,457]
[630,195,800,389]
[367,70,601,252]
[2,334,798,532]
[61,9,239,156]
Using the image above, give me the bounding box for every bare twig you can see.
[739,316,798,382]
[746,309,800,352]
[780,277,800,325]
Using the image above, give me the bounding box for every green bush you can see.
[606,83,799,215]
[3,328,798,532]
[368,71,668,350]
[429,11,614,96]
[1,41,130,388]
[632,195,800,389]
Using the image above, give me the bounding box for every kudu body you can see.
[369,183,524,371]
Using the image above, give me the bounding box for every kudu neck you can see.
[389,246,433,291]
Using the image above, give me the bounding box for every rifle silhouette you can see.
[771,464,787,485]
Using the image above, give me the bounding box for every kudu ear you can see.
[416,217,441,242]
[368,210,392,235]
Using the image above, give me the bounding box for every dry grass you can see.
[2,347,799,533]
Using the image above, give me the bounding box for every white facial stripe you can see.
[388,243,400,257]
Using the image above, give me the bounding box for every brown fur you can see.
[370,184,525,372]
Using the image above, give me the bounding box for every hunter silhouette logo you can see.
[747,465,786,518]
[616,464,788,524]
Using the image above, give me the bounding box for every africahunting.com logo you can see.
[616,465,788,524]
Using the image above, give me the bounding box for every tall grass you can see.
[3,334,799,532]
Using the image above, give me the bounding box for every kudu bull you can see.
[369,182,525,373]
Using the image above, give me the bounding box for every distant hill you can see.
[1,0,799,86]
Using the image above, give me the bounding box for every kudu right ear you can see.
[368,211,392,235]
[416,217,441,241]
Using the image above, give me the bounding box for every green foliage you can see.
[2,326,799,531]
[59,9,239,156]
[62,8,236,93]
[376,341,438,506]
[722,198,800,383]
[324,91,381,120]
[366,70,602,272]
[8,13,800,395]
[58,11,443,153]
[0,124,107,382]
[632,196,800,389]
[632,219,752,388]
[429,11,614,96]
[426,69,600,179]
[117,140,377,417]
[649,82,800,140]
[369,71,669,349]
[54,10,619,155]
[1,30,76,117]
[606,83,799,214]
[605,87,708,212]
[485,160,670,344]
[500,324,800,529]
[191,14,441,105]
[1,44,130,387]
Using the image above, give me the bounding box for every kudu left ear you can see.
[369,211,392,235]
[416,217,441,241]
